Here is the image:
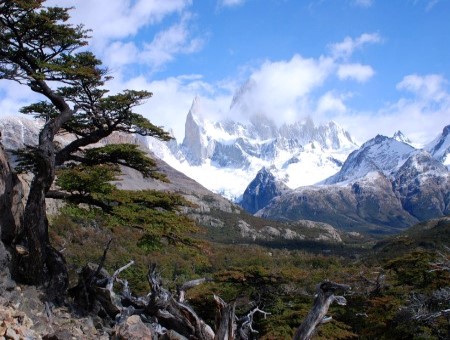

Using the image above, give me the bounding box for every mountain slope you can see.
[254,134,449,234]
[0,116,346,244]
[240,167,290,214]
[426,124,450,167]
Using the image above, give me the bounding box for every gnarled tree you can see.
[0,0,172,289]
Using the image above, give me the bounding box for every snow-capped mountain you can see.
[254,134,450,234]
[392,130,412,144]
[426,124,450,168]
[322,135,416,185]
[148,96,358,201]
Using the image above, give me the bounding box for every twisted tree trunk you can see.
[13,108,73,291]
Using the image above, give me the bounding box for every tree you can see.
[0,0,172,289]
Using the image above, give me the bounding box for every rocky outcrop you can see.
[0,142,23,244]
[240,167,290,214]
[257,171,418,233]
[114,315,154,340]
[427,124,450,165]
[253,134,450,234]
[235,219,343,243]
[393,151,450,220]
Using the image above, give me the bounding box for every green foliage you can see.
[0,0,90,83]
[83,144,166,180]
[56,164,117,196]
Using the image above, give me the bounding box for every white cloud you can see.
[140,15,204,71]
[47,0,192,46]
[103,42,140,68]
[317,92,347,114]
[330,33,382,60]
[0,82,40,118]
[219,0,246,7]
[426,0,440,11]
[230,55,335,123]
[106,74,231,141]
[396,74,448,102]
[353,0,374,8]
[337,63,375,82]
[335,74,450,145]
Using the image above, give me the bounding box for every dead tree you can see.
[71,250,272,340]
[293,281,351,340]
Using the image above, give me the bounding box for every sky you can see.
[1,0,449,145]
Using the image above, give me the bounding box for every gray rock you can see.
[114,315,154,340]
[240,167,290,214]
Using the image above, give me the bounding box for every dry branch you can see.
[293,281,351,340]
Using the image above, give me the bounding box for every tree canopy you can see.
[0,0,185,288]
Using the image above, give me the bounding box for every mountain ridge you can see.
[148,96,358,200]
[252,132,449,234]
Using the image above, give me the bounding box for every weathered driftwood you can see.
[72,251,273,340]
[293,281,351,340]
[214,295,271,340]
[214,295,236,340]
[145,263,215,340]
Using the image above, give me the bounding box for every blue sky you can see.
[1,0,449,145]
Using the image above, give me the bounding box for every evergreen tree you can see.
[0,0,174,289]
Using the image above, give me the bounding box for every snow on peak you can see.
[426,124,450,167]
[323,134,417,184]
[148,97,358,200]
[392,130,412,144]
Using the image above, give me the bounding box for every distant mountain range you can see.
[142,95,449,234]
[252,131,450,234]
[0,116,347,244]
[148,96,357,201]
[1,96,449,235]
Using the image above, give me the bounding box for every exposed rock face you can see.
[181,98,211,165]
[253,134,450,234]
[240,167,289,214]
[393,151,450,220]
[392,130,412,144]
[235,219,342,242]
[427,124,450,166]
[257,172,417,233]
[0,117,40,151]
[323,135,416,185]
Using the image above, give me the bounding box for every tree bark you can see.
[293,281,350,340]
[13,108,73,289]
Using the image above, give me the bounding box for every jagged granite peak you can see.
[240,167,290,214]
[181,97,212,165]
[426,124,450,166]
[392,130,412,144]
[149,96,358,199]
[323,134,416,184]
